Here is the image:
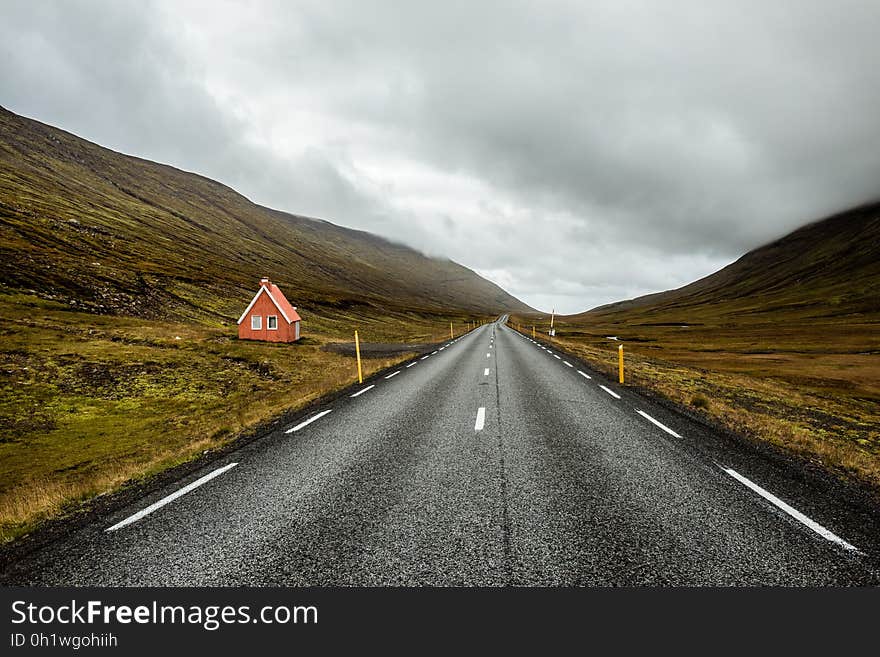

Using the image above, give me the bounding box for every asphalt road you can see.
[3,318,879,585]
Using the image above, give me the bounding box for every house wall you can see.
[238,292,297,342]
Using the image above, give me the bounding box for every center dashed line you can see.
[474,407,486,431]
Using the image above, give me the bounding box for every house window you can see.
[251,315,262,330]
[267,315,278,330]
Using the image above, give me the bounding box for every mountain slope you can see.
[585,202,880,322]
[0,106,531,321]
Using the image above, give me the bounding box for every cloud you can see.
[2,0,879,313]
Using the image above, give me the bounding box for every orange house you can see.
[237,277,302,342]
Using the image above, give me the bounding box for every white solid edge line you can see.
[286,408,333,433]
[599,385,621,399]
[406,362,417,368]
[385,370,401,379]
[721,467,860,553]
[484,368,490,375]
[350,384,375,398]
[636,410,682,438]
[577,370,592,379]
[106,462,238,531]
[563,361,573,367]
[474,407,486,431]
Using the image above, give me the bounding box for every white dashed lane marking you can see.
[636,410,681,438]
[350,385,375,398]
[599,385,621,400]
[286,409,333,433]
[385,371,401,379]
[721,467,860,553]
[106,462,239,532]
[474,407,486,431]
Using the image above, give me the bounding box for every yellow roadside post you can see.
[618,344,624,384]
[532,326,536,339]
[450,322,454,339]
[355,330,363,384]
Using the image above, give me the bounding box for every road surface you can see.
[3,318,878,585]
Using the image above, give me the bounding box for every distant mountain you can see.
[583,201,880,323]
[0,107,531,321]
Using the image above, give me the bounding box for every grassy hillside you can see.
[0,106,530,321]
[588,201,880,320]
[512,203,880,488]
[0,107,521,543]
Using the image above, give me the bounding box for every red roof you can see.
[264,281,301,322]
[237,278,301,325]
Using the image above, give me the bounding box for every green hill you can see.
[0,105,531,322]
[585,202,880,322]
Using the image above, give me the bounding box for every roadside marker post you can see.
[355,330,363,384]
[618,344,624,384]
[532,326,536,339]
[450,322,454,339]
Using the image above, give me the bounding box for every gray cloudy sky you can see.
[3,1,880,313]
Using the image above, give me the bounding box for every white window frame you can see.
[267,315,278,330]
[251,315,262,330]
